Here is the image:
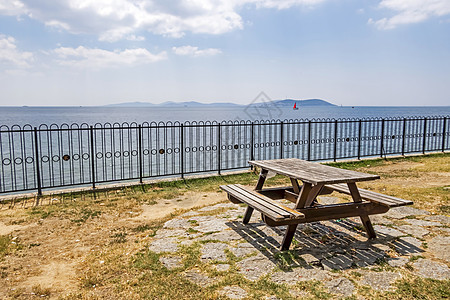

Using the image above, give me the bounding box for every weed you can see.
[388,277,450,299]
[32,284,51,297]
[110,232,127,244]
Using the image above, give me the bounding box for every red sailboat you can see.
[293,102,299,110]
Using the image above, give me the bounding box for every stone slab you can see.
[413,259,450,280]
[325,277,355,297]
[359,271,400,291]
[236,254,276,281]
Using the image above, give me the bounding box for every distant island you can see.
[107,98,336,107]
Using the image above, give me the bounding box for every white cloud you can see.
[0,0,328,41]
[370,0,450,29]
[53,46,167,69]
[172,45,222,57]
[0,35,33,68]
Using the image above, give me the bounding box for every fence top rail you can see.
[0,115,449,132]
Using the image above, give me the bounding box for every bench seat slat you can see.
[326,183,413,207]
[220,184,304,221]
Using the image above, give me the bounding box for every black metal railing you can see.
[0,116,448,195]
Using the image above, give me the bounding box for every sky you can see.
[0,0,449,107]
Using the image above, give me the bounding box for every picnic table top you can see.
[249,158,380,185]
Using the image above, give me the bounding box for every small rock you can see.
[405,219,441,227]
[198,230,242,242]
[213,264,230,272]
[195,220,230,233]
[385,207,430,219]
[394,225,429,238]
[387,257,409,267]
[359,271,400,291]
[149,237,178,253]
[201,242,228,262]
[321,254,354,270]
[237,254,276,281]
[428,236,450,262]
[425,215,450,225]
[183,269,216,287]
[159,256,183,270]
[217,286,247,299]
[413,259,450,280]
[374,225,405,238]
[391,236,423,255]
[300,253,321,266]
[369,215,393,225]
[271,268,332,285]
[325,277,355,297]
[163,218,192,229]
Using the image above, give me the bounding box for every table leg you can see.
[281,224,298,251]
[295,182,312,209]
[290,178,301,194]
[255,169,269,191]
[243,206,254,224]
[348,182,377,239]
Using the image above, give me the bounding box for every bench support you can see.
[281,224,298,251]
[243,206,254,224]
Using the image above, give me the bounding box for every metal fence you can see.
[0,116,448,195]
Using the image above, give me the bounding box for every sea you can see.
[0,105,449,127]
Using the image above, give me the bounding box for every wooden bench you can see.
[324,183,413,208]
[220,184,305,226]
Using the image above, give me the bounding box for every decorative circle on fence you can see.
[96,152,103,159]
[105,152,112,158]
[167,148,173,154]
[433,133,437,136]
[52,155,60,162]
[205,146,211,151]
[131,150,138,156]
[392,135,396,139]
[199,146,204,152]
[26,157,34,164]
[2,158,11,165]
[246,144,251,149]
[276,142,280,146]
[221,145,226,150]
[123,151,130,157]
[41,155,50,163]
[185,147,190,153]
[294,140,299,145]
[143,149,150,155]
[151,149,157,155]
[159,149,165,155]
[228,145,232,150]
[14,157,23,165]
[346,138,350,142]
[234,144,239,150]
[62,154,70,161]
[212,145,218,151]
[192,147,198,152]
[174,148,180,153]
[82,153,90,160]
[114,151,121,158]
[73,154,80,160]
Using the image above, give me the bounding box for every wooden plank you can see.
[249,158,379,185]
[326,183,413,207]
[221,184,304,220]
[255,168,268,190]
[227,185,293,217]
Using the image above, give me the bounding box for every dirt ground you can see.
[0,191,224,299]
[0,155,448,299]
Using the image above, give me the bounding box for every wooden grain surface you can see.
[249,158,380,185]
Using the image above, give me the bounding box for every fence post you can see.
[380,120,385,158]
[402,118,407,156]
[357,120,362,160]
[422,117,427,154]
[280,121,284,159]
[33,127,42,198]
[217,123,221,175]
[180,124,184,179]
[307,120,311,161]
[443,117,447,152]
[250,122,254,168]
[138,125,143,183]
[333,120,338,162]
[89,126,96,189]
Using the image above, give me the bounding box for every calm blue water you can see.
[0,106,449,127]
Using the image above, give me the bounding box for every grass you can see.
[0,152,449,299]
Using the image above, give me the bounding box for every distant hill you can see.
[271,99,336,107]
[106,98,335,107]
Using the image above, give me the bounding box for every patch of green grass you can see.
[110,232,127,244]
[0,235,12,259]
[297,280,332,299]
[386,277,450,299]
[71,208,102,223]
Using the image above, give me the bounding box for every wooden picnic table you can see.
[221,158,413,251]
